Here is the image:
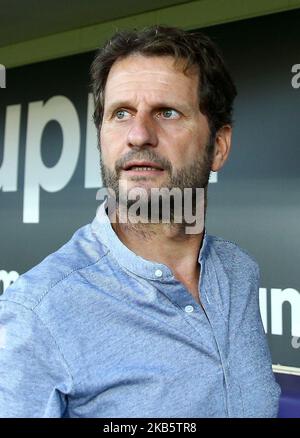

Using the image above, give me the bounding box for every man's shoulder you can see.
[0,222,109,311]
[206,233,259,273]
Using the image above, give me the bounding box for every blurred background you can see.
[0,0,300,416]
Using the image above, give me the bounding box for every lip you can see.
[122,161,164,171]
[122,168,164,176]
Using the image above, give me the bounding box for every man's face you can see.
[99,54,214,209]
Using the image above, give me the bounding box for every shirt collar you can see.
[91,199,208,281]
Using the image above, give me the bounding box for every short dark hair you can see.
[90,25,237,136]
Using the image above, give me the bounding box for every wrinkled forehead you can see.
[106,53,199,81]
[103,54,200,106]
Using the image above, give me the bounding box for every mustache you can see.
[114,150,172,175]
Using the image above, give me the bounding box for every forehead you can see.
[103,54,199,105]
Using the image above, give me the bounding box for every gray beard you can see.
[99,137,214,223]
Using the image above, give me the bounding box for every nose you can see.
[126,113,158,149]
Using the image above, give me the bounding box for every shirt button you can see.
[154,269,163,278]
[185,305,194,313]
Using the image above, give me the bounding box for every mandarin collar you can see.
[91,200,208,281]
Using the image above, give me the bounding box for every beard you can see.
[100,136,214,223]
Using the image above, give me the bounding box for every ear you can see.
[211,125,232,172]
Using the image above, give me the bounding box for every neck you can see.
[110,208,204,283]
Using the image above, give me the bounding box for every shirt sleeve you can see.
[0,300,73,418]
[238,261,281,417]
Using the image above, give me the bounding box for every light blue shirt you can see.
[0,202,280,417]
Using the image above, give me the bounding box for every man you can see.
[0,26,280,417]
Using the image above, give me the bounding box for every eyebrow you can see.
[104,100,191,116]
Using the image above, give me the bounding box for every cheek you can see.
[100,123,127,145]
[99,128,121,165]
[163,127,201,167]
